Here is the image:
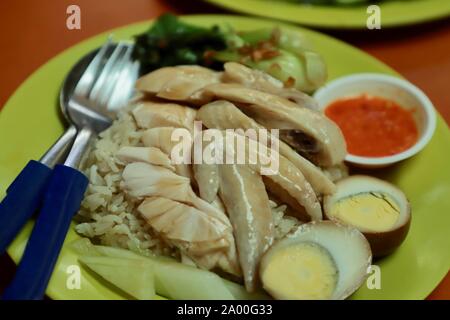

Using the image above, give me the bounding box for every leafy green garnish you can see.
[133,14,226,73]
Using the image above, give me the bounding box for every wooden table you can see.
[0,0,449,299]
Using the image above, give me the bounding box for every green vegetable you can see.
[133,14,327,92]
[71,239,268,300]
[215,28,327,92]
[79,256,155,300]
[133,14,226,73]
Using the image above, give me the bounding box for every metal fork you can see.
[65,41,136,168]
[2,41,138,300]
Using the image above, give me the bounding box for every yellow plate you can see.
[204,0,450,29]
[1,15,449,300]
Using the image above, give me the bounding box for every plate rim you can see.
[204,0,450,29]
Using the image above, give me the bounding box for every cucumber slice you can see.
[72,239,238,299]
[79,256,155,300]
[150,259,235,300]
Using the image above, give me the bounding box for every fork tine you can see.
[97,43,134,109]
[88,42,126,104]
[107,59,139,111]
[73,38,112,98]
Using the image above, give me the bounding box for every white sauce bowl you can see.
[313,74,437,168]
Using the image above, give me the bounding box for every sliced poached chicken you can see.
[222,62,319,110]
[122,162,240,276]
[197,129,322,221]
[139,196,240,275]
[131,100,197,132]
[116,146,175,171]
[218,164,274,291]
[141,127,193,180]
[135,65,221,106]
[203,83,346,166]
[197,100,335,195]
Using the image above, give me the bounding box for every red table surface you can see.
[0,0,448,299]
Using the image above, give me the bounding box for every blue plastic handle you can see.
[2,164,88,300]
[0,160,52,255]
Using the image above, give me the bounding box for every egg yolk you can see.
[330,192,400,232]
[261,242,338,300]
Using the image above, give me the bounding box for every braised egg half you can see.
[324,175,411,257]
[260,221,372,300]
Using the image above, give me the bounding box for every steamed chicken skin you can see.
[198,130,322,221]
[193,162,219,203]
[192,130,320,289]
[259,156,322,222]
[116,146,175,171]
[218,164,274,291]
[191,120,220,203]
[135,62,319,110]
[141,127,193,180]
[135,65,221,106]
[222,62,283,94]
[222,62,319,110]
[197,100,336,195]
[322,163,349,183]
[132,64,343,167]
[121,162,192,202]
[132,100,197,132]
[203,83,346,166]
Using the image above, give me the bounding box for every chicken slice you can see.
[191,127,221,203]
[139,197,240,276]
[255,153,323,222]
[322,163,349,182]
[135,65,221,105]
[197,101,335,195]
[139,197,227,242]
[222,62,284,93]
[222,62,319,110]
[121,162,231,228]
[121,162,192,202]
[210,196,227,213]
[218,164,274,291]
[141,127,193,180]
[203,83,346,166]
[201,129,322,221]
[193,162,219,203]
[122,161,240,275]
[131,100,197,131]
[116,146,175,171]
